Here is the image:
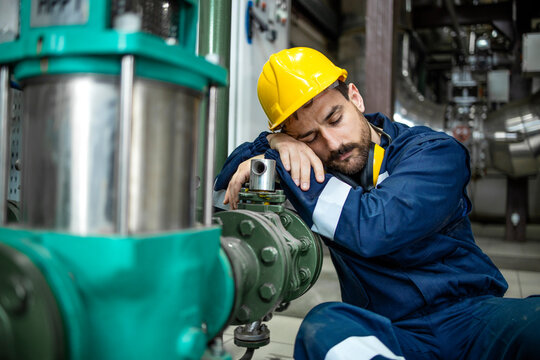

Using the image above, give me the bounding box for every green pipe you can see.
[198,0,232,172]
[197,0,232,221]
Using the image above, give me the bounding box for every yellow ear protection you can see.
[359,142,385,191]
[358,125,391,191]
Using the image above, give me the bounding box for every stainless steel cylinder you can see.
[249,159,276,192]
[20,75,201,235]
[484,91,540,177]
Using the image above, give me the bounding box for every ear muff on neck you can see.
[359,142,385,191]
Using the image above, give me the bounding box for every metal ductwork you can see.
[393,30,446,131]
[394,74,446,131]
[484,91,540,178]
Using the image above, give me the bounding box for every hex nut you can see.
[239,220,256,236]
[280,213,292,227]
[299,267,311,284]
[0,280,28,315]
[236,305,251,322]
[260,246,278,264]
[299,237,311,253]
[259,283,276,301]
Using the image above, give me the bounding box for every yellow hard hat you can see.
[257,47,348,130]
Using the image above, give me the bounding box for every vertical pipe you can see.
[197,0,232,223]
[203,85,218,226]
[0,66,10,225]
[365,0,398,116]
[443,0,467,62]
[117,55,134,234]
[198,0,232,173]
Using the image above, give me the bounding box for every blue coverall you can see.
[215,113,540,359]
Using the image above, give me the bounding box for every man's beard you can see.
[325,113,371,175]
[326,142,370,175]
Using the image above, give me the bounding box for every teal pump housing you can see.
[0,227,233,360]
[2,0,226,88]
[0,1,233,359]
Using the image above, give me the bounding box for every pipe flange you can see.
[215,210,291,324]
[0,243,66,360]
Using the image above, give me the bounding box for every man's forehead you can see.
[296,90,342,120]
[310,86,342,107]
[281,91,344,136]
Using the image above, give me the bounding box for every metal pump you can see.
[0,2,322,359]
[215,159,323,354]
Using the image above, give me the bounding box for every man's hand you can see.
[267,133,325,190]
[224,155,264,210]
[223,134,324,209]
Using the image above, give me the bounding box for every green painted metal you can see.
[237,187,324,299]
[0,243,67,360]
[198,0,232,172]
[14,55,215,91]
[0,0,227,89]
[277,208,323,300]
[0,228,88,360]
[214,187,323,324]
[0,1,235,358]
[196,0,233,221]
[238,189,288,213]
[217,211,291,324]
[0,226,235,360]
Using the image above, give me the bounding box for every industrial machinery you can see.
[0,1,322,359]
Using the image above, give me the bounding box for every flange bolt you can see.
[299,267,311,284]
[0,280,28,315]
[259,283,276,302]
[237,305,252,323]
[239,220,256,236]
[260,246,278,264]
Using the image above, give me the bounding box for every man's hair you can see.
[335,80,349,101]
[279,81,349,133]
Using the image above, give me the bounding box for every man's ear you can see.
[348,83,365,113]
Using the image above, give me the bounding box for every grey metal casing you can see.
[523,33,540,74]
[484,91,540,177]
[488,70,510,103]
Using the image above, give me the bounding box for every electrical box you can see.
[488,70,510,103]
[228,0,291,153]
[522,33,540,74]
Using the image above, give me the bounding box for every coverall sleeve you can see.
[265,135,471,258]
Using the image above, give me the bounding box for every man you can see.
[214,47,539,359]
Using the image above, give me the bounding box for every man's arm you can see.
[214,132,270,210]
[265,135,471,257]
[267,133,325,190]
[214,132,271,191]
[215,132,325,209]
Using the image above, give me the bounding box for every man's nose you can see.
[321,129,341,151]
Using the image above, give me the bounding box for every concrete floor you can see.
[223,224,540,359]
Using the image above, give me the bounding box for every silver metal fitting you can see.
[249,159,276,191]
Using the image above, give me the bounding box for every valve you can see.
[215,159,323,355]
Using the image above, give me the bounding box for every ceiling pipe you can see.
[443,0,467,64]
